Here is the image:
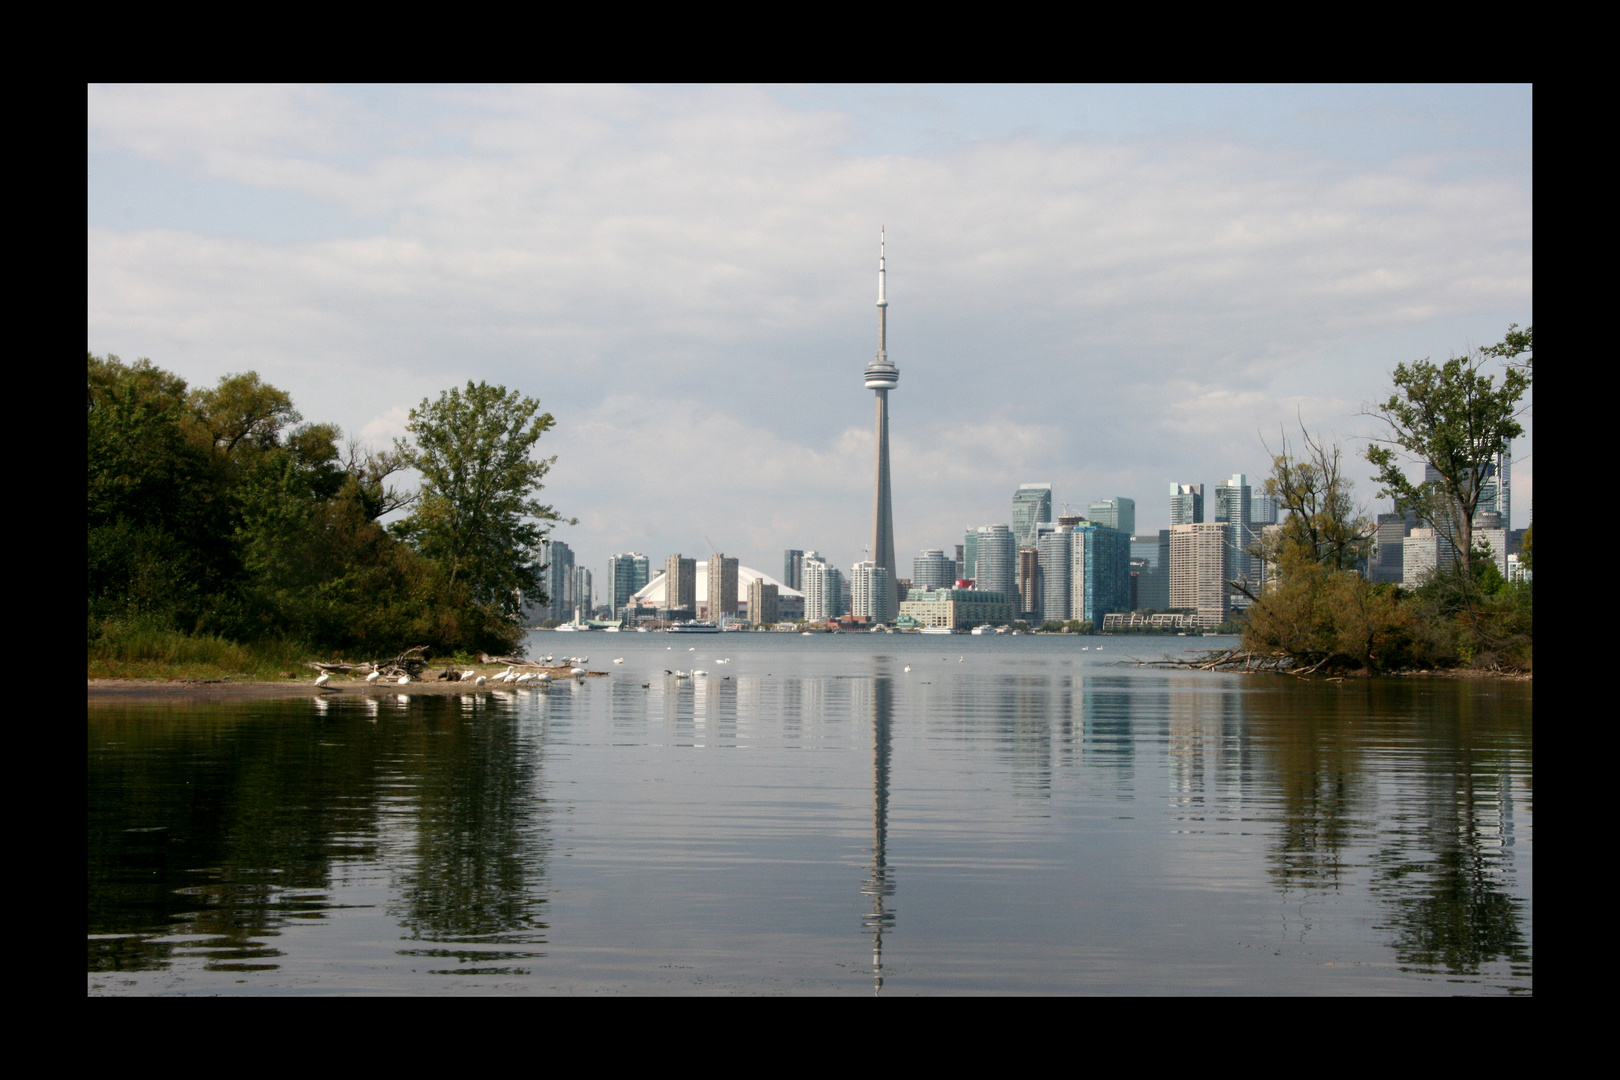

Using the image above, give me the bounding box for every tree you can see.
[1364,326,1531,584]
[396,381,573,621]
[1256,424,1375,579]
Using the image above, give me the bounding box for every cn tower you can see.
[864,228,898,585]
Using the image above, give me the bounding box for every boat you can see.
[970,626,994,635]
[920,626,957,635]
[667,622,722,634]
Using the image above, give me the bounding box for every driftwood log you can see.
[308,645,432,679]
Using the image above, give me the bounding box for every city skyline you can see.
[89,85,1532,576]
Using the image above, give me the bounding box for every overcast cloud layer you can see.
[88,84,1533,589]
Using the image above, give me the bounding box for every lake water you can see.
[88,632,1532,995]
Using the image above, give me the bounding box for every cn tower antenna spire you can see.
[863,227,899,615]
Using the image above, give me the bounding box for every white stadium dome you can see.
[632,565,802,608]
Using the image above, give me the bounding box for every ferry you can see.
[666,622,722,634]
[919,626,958,635]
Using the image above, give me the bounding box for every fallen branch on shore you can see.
[307,645,432,679]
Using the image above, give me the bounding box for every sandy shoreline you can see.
[88,667,609,700]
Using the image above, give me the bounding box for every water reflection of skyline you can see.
[90,653,1531,993]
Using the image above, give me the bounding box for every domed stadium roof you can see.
[632,564,802,607]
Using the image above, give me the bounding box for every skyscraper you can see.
[913,550,953,590]
[801,552,844,621]
[865,229,899,589]
[663,554,696,616]
[1170,523,1229,627]
[538,538,573,621]
[1012,484,1053,549]
[973,525,1016,600]
[607,552,650,617]
[851,561,895,623]
[1039,526,1073,622]
[706,553,739,620]
[1087,497,1135,538]
[1215,474,1253,607]
[1170,483,1204,525]
[1070,523,1130,628]
[783,549,804,591]
[569,566,593,621]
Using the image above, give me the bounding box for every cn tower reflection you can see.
[861,676,896,993]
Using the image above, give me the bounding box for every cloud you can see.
[87,85,1533,571]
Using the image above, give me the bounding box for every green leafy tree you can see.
[1364,326,1530,584]
[396,381,572,621]
[1255,424,1375,579]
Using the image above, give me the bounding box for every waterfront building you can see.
[897,586,1015,631]
[1039,527,1073,623]
[1018,548,1042,623]
[539,539,574,621]
[1131,534,1169,611]
[1170,522,1229,627]
[913,549,954,590]
[1475,517,1509,578]
[706,553,739,619]
[783,549,804,591]
[801,553,845,622]
[961,531,978,583]
[1087,497,1136,538]
[973,525,1016,600]
[664,554,697,615]
[1215,474,1254,608]
[865,229,899,592]
[747,578,779,625]
[1170,483,1204,526]
[569,566,593,622]
[851,561,895,623]
[1070,523,1131,628]
[607,552,650,617]
[1013,484,1054,549]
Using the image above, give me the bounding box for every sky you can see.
[88,84,1533,590]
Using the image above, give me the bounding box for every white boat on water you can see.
[970,626,994,635]
[667,622,722,634]
[920,626,957,635]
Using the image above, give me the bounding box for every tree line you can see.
[88,354,568,659]
[1238,326,1532,674]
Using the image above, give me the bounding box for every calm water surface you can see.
[88,633,1531,995]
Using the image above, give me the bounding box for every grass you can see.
[88,622,316,682]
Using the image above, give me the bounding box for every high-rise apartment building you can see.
[1372,514,1406,584]
[1087,497,1136,538]
[973,525,1016,600]
[1038,527,1072,622]
[1170,522,1228,627]
[800,552,845,622]
[1070,523,1130,628]
[538,539,574,621]
[706,553,739,620]
[663,554,696,616]
[747,578,779,625]
[1402,527,1454,585]
[783,549,804,591]
[1131,534,1169,611]
[961,531,978,584]
[851,561,895,623]
[1012,484,1053,549]
[1017,548,1042,623]
[1215,474,1254,608]
[913,550,954,590]
[569,566,593,621]
[607,552,650,617]
[1170,483,1204,526]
